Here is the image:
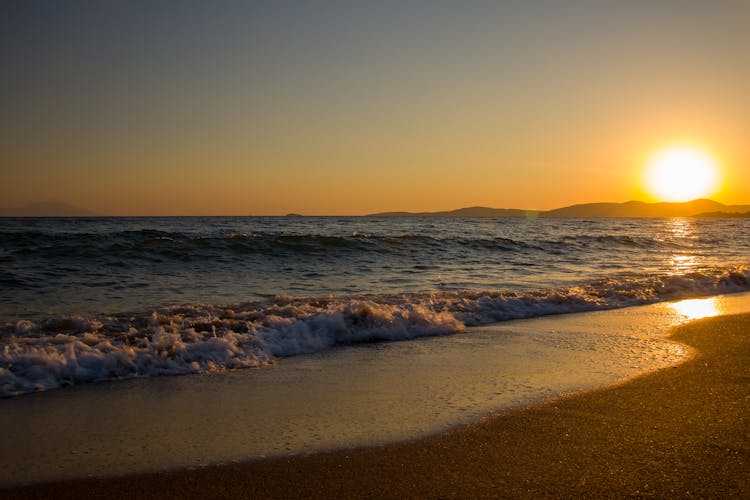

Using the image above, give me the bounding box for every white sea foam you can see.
[1,265,748,397]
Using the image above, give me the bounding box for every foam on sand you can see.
[1,292,748,487]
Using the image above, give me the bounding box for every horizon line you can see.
[2,198,750,218]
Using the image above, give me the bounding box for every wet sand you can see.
[0,300,694,487]
[3,311,748,498]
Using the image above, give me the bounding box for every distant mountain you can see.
[542,199,750,217]
[0,200,96,217]
[694,211,750,218]
[368,199,750,218]
[370,206,528,217]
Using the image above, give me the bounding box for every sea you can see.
[1,215,749,398]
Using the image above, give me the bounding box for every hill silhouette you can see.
[694,210,750,218]
[371,206,527,217]
[3,199,749,217]
[369,199,750,218]
[0,201,96,217]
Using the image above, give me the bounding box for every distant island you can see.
[694,211,750,218]
[3,198,750,218]
[369,199,750,219]
[0,201,97,217]
[368,206,528,218]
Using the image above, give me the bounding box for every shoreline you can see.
[3,310,749,498]
[0,297,700,487]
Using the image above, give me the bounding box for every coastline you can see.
[3,310,749,498]
[0,297,699,487]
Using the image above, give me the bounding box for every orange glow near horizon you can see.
[1,4,749,216]
[644,146,720,202]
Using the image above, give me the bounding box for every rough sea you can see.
[1,216,749,397]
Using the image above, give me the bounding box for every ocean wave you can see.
[3,229,714,263]
[1,265,748,398]
[4,232,415,260]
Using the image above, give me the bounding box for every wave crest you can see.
[1,265,749,397]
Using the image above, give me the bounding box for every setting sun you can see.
[645,146,720,202]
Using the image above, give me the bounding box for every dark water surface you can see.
[1,216,748,396]
[2,216,748,319]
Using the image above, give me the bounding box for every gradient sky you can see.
[1,0,749,215]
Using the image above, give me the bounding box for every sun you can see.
[645,146,720,202]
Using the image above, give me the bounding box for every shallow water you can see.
[1,292,748,487]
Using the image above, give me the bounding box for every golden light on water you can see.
[671,297,721,320]
[665,219,701,275]
[667,218,692,238]
[645,146,720,202]
[671,254,697,273]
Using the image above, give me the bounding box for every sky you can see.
[1,0,749,215]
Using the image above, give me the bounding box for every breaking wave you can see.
[2,265,748,398]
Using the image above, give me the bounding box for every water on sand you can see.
[1,216,750,485]
[1,292,749,486]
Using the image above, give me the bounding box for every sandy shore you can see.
[3,312,749,499]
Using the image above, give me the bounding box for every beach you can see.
[3,0,750,496]
[3,308,748,498]
[2,217,749,496]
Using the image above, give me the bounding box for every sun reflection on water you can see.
[668,218,693,239]
[671,254,698,273]
[665,218,702,275]
[671,297,720,320]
